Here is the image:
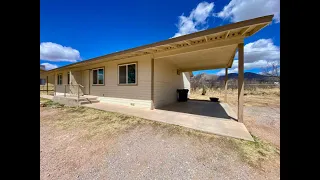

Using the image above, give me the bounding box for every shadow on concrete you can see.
[156,99,232,119]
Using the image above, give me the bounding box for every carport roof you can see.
[44,15,273,73]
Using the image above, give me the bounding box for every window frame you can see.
[57,73,63,85]
[67,72,70,84]
[40,79,46,85]
[92,67,105,86]
[117,62,138,86]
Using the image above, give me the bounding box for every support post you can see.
[224,68,228,103]
[238,43,244,123]
[54,73,56,96]
[151,57,155,110]
[46,76,49,95]
[77,85,80,103]
[64,85,66,97]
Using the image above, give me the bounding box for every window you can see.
[40,79,46,85]
[57,74,62,85]
[118,63,137,85]
[92,68,104,85]
[67,73,70,84]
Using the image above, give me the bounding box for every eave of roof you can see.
[45,14,273,73]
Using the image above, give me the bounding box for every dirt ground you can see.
[40,102,280,180]
[189,88,280,149]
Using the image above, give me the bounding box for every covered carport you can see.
[151,15,274,123]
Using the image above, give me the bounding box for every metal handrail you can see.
[62,84,85,103]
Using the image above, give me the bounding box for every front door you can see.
[83,70,90,94]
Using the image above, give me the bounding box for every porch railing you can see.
[65,84,84,102]
[40,84,55,95]
[53,84,85,102]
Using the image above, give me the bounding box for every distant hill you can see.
[191,72,278,88]
[217,72,268,81]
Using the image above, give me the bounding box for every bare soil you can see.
[190,88,280,149]
[40,104,280,180]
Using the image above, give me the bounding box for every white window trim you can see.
[57,74,63,85]
[92,68,104,85]
[118,63,137,85]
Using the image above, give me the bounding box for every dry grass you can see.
[190,87,280,107]
[230,135,280,168]
[40,99,279,168]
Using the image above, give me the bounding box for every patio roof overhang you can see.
[44,15,274,73]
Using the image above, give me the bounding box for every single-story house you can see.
[40,15,273,122]
[40,65,46,85]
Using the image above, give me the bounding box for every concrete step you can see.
[79,101,91,105]
[88,100,100,103]
[79,99,100,105]
[79,97,98,101]
[78,97,98,101]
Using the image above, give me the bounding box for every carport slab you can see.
[83,102,254,141]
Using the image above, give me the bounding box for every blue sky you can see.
[40,0,280,76]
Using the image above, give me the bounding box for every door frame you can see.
[83,69,90,95]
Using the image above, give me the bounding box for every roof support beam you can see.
[161,44,177,49]
[240,27,251,36]
[227,48,237,68]
[224,31,230,39]
[179,65,226,72]
[248,23,268,36]
[155,37,243,59]
[143,49,156,53]
[184,41,191,45]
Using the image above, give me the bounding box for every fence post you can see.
[46,76,49,95]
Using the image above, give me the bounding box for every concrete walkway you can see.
[83,102,254,141]
[40,94,54,100]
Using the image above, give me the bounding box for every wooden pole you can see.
[224,68,228,103]
[238,43,244,123]
[77,85,80,103]
[151,57,155,110]
[46,76,49,95]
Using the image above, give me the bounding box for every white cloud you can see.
[216,60,270,76]
[216,38,280,76]
[41,63,58,70]
[40,42,81,62]
[236,39,280,63]
[216,68,238,76]
[172,2,214,38]
[216,0,280,23]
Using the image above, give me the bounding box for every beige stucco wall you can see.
[88,55,152,108]
[44,54,190,109]
[54,70,70,93]
[153,59,187,108]
[52,54,153,109]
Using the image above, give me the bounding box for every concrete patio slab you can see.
[83,101,254,141]
[40,94,54,100]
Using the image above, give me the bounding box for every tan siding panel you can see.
[85,55,152,108]
[154,59,185,108]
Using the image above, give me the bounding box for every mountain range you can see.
[217,72,269,81]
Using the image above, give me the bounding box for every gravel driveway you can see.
[40,106,279,180]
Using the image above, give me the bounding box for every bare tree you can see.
[262,61,280,82]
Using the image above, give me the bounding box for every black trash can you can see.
[177,89,189,102]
